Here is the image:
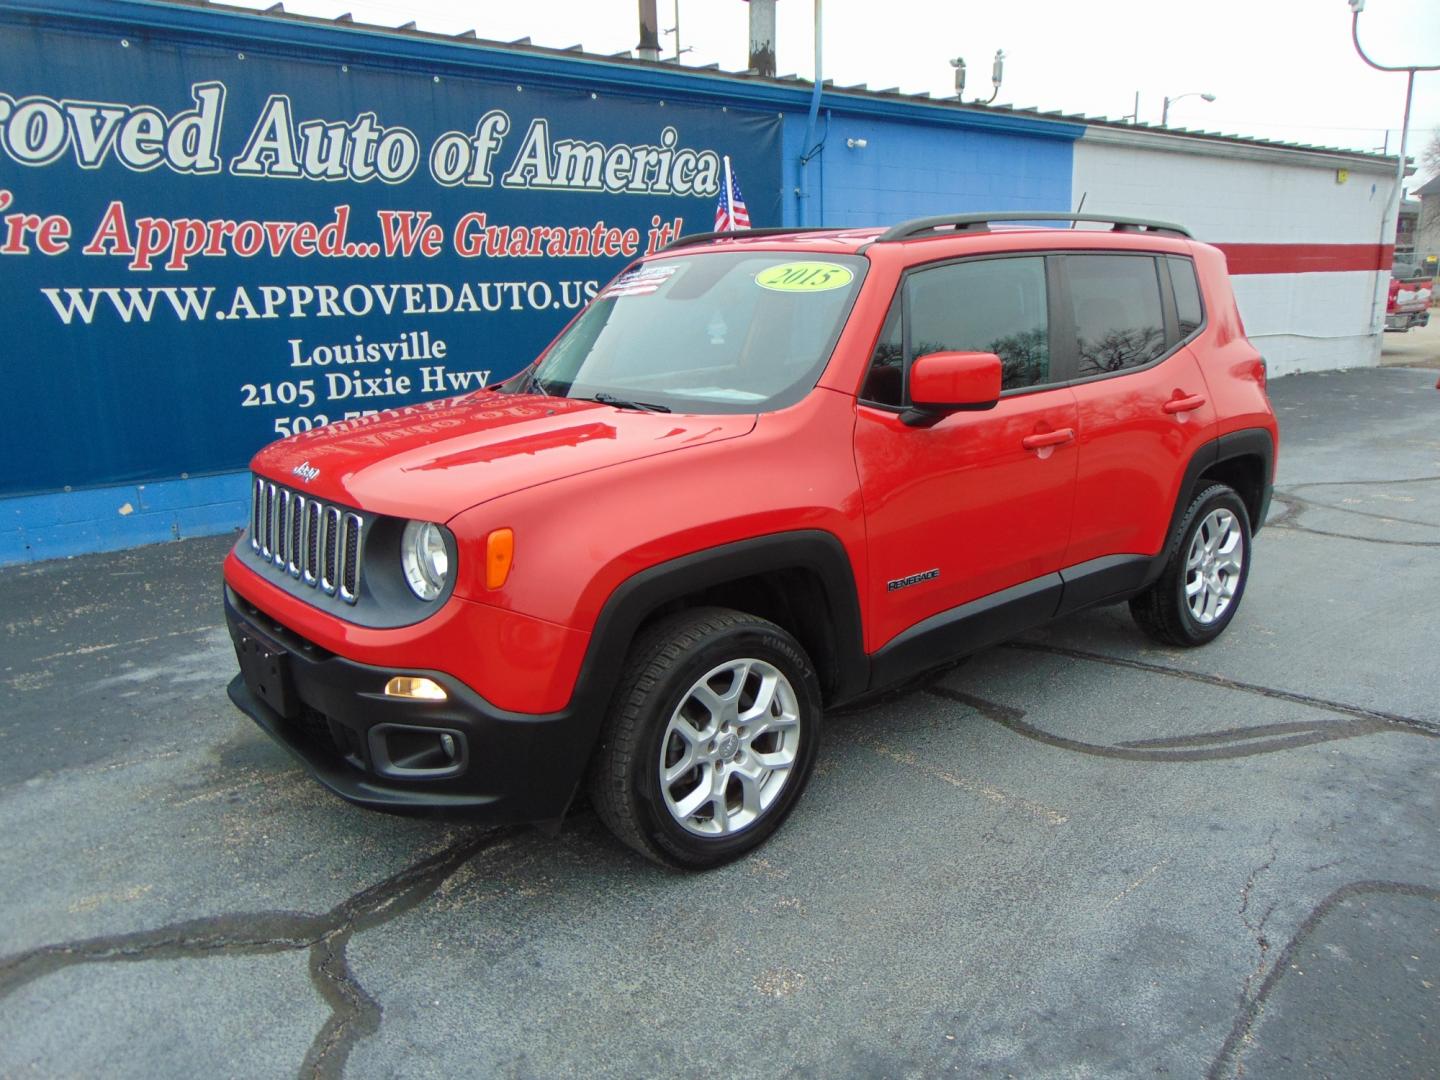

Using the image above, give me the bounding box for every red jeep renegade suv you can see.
[224,212,1277,869]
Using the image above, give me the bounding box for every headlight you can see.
[400,520,449,601]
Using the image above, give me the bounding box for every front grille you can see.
[250,476,364,604]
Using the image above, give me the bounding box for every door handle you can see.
[1021,428,1075,450]
[1163,394,1207,414]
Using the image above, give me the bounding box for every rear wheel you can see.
[1130,483,1251,647]
[587,607,822,870]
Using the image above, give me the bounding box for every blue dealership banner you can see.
[0,9,781,496]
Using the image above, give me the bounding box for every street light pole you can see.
[1161,92,1216,126]
[1346,0,1439,332]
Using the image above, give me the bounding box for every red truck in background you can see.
[1386,259,1434,332]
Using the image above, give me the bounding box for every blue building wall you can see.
[0,0,1080,566]
[1,474,250,566]
[782,109,1076,228]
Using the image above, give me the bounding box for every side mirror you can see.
[905,351,1002,424]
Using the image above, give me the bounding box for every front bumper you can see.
[224,588,588,821]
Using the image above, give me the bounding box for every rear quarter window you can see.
[1168,256,1204,338]
[1064,254,1167,377]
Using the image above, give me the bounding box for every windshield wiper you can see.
[582,392,672,413]
[521,371,556,396]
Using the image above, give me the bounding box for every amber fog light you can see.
[384,676,448,701]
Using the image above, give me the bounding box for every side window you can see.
[907,257,1051,391]
[859,301,904,406]
[1065,255,1167,377]
[1168,256,1204,338]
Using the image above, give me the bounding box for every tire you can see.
[1130,483,1252,647]
[587,607,822,870]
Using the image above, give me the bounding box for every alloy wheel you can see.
[658,658,802,837]
[1184,507,1245,624]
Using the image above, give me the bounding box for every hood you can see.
[250,392,757,521]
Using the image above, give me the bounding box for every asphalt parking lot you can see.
[2,360,1438,1080]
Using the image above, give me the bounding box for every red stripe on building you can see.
[1214,243,1393,275]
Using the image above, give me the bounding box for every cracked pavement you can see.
[2,363,1438,1078]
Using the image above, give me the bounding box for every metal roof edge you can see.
[0,0,1398,163]
[1080,122,1397,173]
[0,0,1084,140]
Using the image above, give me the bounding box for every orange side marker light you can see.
[486,528,514,590]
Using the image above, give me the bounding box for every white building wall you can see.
[1072,130,1397,377]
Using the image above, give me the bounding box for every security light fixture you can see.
[950,50,1004,105]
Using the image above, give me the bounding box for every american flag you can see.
[714,155,751,232]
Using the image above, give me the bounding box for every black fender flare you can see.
[1146,427,1275,588]
[523,531,868,825]
[1214,427,1276,535]
[570,529,869,721]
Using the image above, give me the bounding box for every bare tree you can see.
[1414,130,1440,261]
[1419,130,1440,241]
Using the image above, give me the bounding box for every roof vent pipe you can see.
[637,0,661,61]
[747,0,777,77]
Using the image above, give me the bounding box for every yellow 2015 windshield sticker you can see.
[755,261,854,293]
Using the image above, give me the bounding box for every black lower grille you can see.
[293,705,367,771]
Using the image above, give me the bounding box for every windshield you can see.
[523,251,867,413]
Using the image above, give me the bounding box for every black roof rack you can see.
[877,212,1192,242]
[663,226,832,251]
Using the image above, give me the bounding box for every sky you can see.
[226,0,1440,189]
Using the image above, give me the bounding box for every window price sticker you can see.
[755,261,854,293]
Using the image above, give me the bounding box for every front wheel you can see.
[587,607,822,870]
[1130,483,1252,647]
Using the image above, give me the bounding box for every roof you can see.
[68,0,1405,170]
[1416,174,1440,198]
